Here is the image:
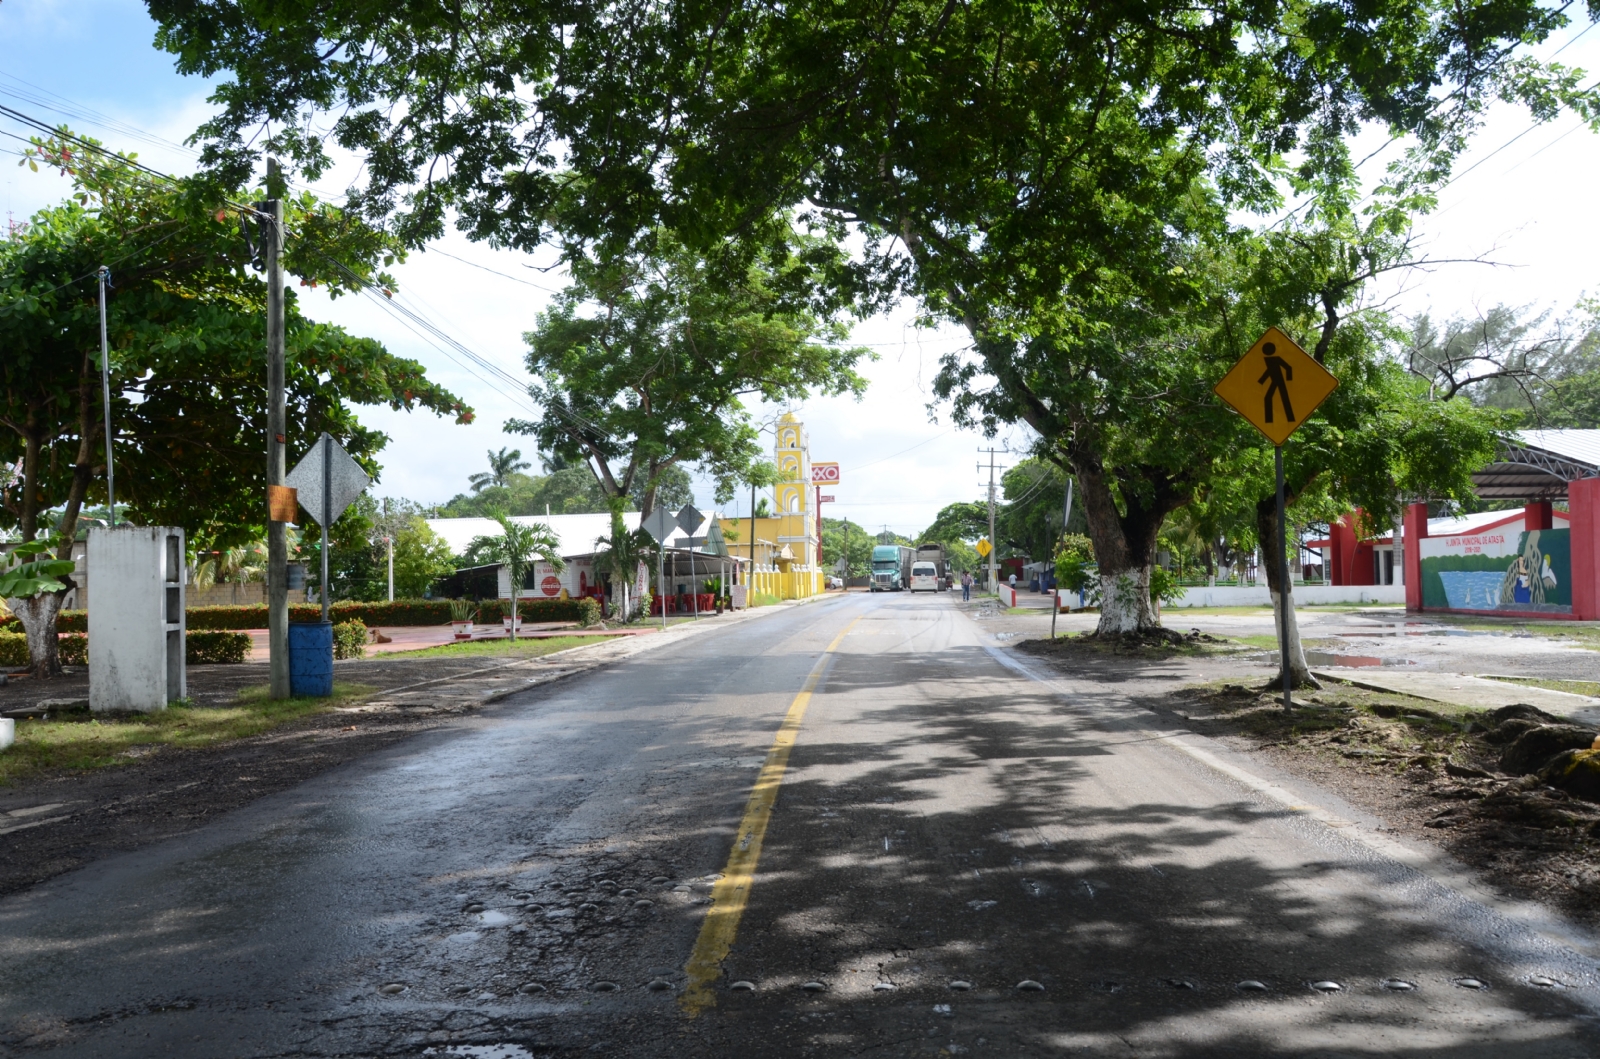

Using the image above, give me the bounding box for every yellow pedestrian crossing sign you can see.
[975,538,993,558]
[1213,327,1338,445]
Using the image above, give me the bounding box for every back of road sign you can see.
[1213,327,1338,445]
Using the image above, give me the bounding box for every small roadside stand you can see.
[1213,327,1338,708]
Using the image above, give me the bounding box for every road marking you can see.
[681,614,862,1016]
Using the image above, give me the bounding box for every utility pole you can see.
[96,266,115,526]
[979,448,999,594]
[384,498,394,602]
[264,160,289,699]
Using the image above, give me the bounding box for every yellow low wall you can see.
[748,569,823,602]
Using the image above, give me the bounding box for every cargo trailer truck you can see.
[870,545,914,591]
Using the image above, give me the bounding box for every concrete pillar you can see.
[1404,503,1429,611]
[1330,515,1357,586]
[88,526,186,713]
[1569,479,1600,622]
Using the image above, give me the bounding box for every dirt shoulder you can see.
[1016,633,1600,929]
[0,642,622,899]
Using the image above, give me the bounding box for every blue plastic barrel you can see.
[288,621,334,697]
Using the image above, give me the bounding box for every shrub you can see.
[0,608,86,633]
[58,633,87,666]
[333,620,367,660]
[576,597,601,628]
[188,631,251,664]
[0,632,26,667]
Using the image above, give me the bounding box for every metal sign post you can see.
[1213,326,1339,709]
[677,504,704,620]
[641,507,676,629]
[285,432,372,619]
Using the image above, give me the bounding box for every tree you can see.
[147,0,1597,636]
[387,516,454,598]
[506,230,869,517]
[821,518,872,579]
[467,515,564,641]
[0,138,469,674]
[469,447,532,492]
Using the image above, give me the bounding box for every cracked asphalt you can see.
[2,592,1599,1057]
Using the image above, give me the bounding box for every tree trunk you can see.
[1255,498,1319,689]
[1072,451,1180,635]
[1097,565,1159,633]
[7,587,67,677]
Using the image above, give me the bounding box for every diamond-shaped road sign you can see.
[285,433,370,526]
[675,504,705,535]
[641,507,676,545]
[1213,327,1339,446]
[975,538,993,558]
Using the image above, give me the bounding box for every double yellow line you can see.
[680,614,861,1015]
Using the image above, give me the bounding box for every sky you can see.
[4,0,1600,535]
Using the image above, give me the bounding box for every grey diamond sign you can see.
[285,434,370,527]
[641,507,676,545]
[675,504,705,536]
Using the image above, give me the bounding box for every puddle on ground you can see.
[431,1046,536,1059]
[475,910,513,927]
[1252,651,1413,668]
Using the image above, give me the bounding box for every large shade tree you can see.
[0,140,469,675]
[505,230,870,519]
[144,0,1600,634]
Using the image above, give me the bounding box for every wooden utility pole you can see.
[265,160,289,699]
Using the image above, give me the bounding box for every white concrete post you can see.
[88,526,185,713]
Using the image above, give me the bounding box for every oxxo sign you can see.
[811,462,841,484]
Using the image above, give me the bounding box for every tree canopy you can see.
[506,231,870,517]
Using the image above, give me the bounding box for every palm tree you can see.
[468,513,564,641]
[469,447,532,492]
[193,541,268,602]
[594,521,653,621]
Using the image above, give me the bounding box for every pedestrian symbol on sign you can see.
[1258,342,1294,424]
[1212,327,1336,446]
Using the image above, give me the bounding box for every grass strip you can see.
[1481,675,1600,698]
[397,634,619,659]
[0,682,375,787]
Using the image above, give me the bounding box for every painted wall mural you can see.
[1420,528,1571,613]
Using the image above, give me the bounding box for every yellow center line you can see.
[680,614,862,1016]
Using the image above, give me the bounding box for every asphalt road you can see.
[2,592,1599,1057]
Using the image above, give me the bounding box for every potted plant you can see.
[449,598,476,640]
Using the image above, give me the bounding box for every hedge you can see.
[188,631,251,664]
[0,632,26,667]
[0,597,593,635]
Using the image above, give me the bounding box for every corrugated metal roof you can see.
[1518,428,1600,468]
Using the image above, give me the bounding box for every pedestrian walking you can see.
[961,570,973,602]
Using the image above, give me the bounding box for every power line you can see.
[424,246,566,293]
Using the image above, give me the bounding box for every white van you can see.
[909,561,940,592]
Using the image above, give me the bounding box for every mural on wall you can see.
[1420,528,1571,613]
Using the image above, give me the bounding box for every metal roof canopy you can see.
[1471,429,1600,500]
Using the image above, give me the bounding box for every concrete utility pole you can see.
[265,160,289,699]
[96,266,116,526]
[980,448,999,594]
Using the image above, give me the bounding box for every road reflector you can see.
[1213,326,1337,445]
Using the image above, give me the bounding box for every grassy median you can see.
[0,682,376,787]
[397,634,618,660]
